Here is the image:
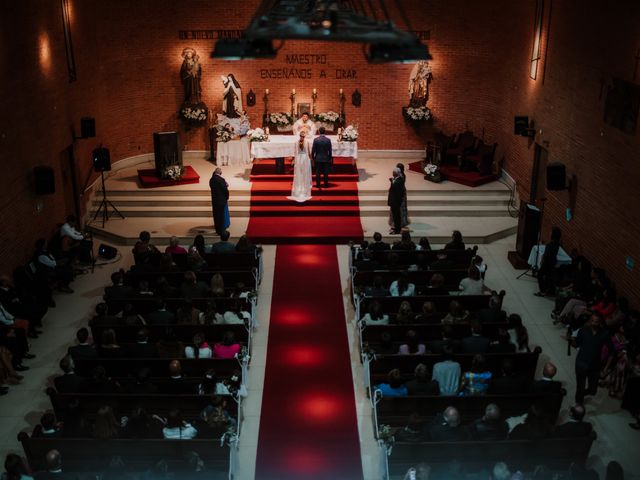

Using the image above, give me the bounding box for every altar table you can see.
[216,137,251,166]
[250,135,358,160]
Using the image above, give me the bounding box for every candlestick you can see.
[292,88,296,94]
[313,88,317,94]
[265,88,269,94]
[339,88,343,94]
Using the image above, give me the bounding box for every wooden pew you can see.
[386,434,596,477]
[122,270,258,290]
[352,269,468,291]
[138,251,260,272]
[18,433,232,474]
[369,349,542,384]
[90,323,248,344]
[75,357,241,378]
[375,390,565,426]
[351,247,478,268]
[46,389,238,419]
[361,323,508,345]
[101,296,252,317]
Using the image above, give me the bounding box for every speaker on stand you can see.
[91,147,124,227]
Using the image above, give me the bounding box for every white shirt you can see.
[292,118,317,136]
[389,281,416,297]
[0,304,15,325]
[184,346,213,358]
[360,313,390,326]
[458,277,484,295]
[162,424,198,439]
[38,254,57,268]
[61,222,83,241]
[222,310,250,324]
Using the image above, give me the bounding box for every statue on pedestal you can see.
[181,48,202,105]
[221,74,242,118]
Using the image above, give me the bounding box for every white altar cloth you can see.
[216,137,251,166]
[250,135,358,159]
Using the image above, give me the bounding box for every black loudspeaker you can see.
[516,203,541,258]
[98,244,118,260]
[92,148,111,172]
[33,166,55,195]
[546,162,567,190]
[153,132,182,177]
[514,116,529,136]
[80,117,96,138]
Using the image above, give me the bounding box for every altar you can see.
[216,137,251,166]
[250,135,358,160]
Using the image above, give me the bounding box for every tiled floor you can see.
[2,235,639,479]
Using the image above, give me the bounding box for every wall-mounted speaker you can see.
[514,116,529,136]
[92,148,111,172]
[546,162,567,190]
[80,117,96,138]
[33,166,55,195]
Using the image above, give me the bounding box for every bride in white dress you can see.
[287,128,313,203]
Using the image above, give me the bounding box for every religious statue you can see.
[408,61,433,107]
[180,48,202,105]
[221,74,243,118]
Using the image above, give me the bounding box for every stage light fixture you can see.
[367,41,432,64]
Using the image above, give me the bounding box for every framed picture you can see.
[296,103,311,117]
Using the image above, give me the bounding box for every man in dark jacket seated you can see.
[470,403,508,440]
[53,355,86,393]
[406,363,440,395]
[552,404,592,437]
[530,362,562,394]
[490,358,527,394]
[427,406,471,441]
[477,292,507,324]
[368,232,390,252]
[461,320,490,354]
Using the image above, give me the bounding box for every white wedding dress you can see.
[287,138,313,203]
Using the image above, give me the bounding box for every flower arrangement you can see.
[268,112,294,126]
[424,163,439,175]
[247,128,268,142]
[423,162,442,183]
[164,165,184,180]
[179,102,208,124]
[404,105,432,122]
[215,124,232,143]
[341,125,359,142]
[314,111,340,123]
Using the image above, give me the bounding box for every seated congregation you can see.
[2,229,262,479]
[351,230,639,479]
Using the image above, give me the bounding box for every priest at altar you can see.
[292,112,316,136]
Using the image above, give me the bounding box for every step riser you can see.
[101,189,511,198]
[98,199,510,207]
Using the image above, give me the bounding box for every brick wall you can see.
[1,0,638,302]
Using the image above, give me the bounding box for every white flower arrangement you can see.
[180,105,208,122]
[314,111,340,123]
[268,112,294,126]
[341,125,359,142]
[216,127,232,143]
[424,163,439,175]
[164,165,184,180]
[404,105,432,121]
[247,128,268,142]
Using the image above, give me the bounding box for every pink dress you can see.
[213,342,241,359]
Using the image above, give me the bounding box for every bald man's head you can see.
[543,362,557,379]
[484,403,501,421]
[570,404,586,422]
[169,360,182,377]
[45,449,62,471]
[443,406,460,427]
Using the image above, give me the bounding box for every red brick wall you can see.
[1,0,639,303]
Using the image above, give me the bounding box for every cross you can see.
[634,48,640,81]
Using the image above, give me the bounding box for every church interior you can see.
[1,0,639,479]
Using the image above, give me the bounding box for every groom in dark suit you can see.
[311,127,332,189]
[388,167,405,234]
[209,167,229,236]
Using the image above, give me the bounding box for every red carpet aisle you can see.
[246,158,364,244]
[255,245,363,479]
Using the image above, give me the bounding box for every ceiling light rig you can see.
[212,0,431,63]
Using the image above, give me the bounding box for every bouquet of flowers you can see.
[268,112,294,126]
[424,163,439,175]
[314,111,340,123]
[341,125,359,141]
[404,105,432,122]
[164,165,184,180]
[216,125,232,143]
[423,162,442,182]
[180,103,208,123]
[247,128,268,142]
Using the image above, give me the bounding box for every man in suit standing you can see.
[209,167,230,236]
[311,127,332,189]
[387,167,404,234]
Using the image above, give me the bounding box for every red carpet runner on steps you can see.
[246,158,364,244]
[255,245,363,479]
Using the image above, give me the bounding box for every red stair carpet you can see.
[255,245,363,480]
[408,160,497,187]
[137,166,200,188]
[246,158,364,244]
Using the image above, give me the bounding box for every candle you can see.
[292,88,296,94]
[313,88,317,94]
[265,88,269,94]
[339,88,343,94]
[265,127,270,135]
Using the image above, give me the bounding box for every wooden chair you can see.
[445,131,476,164]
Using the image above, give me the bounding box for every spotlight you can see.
[367,41,432,64]
[211,39,277,60]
